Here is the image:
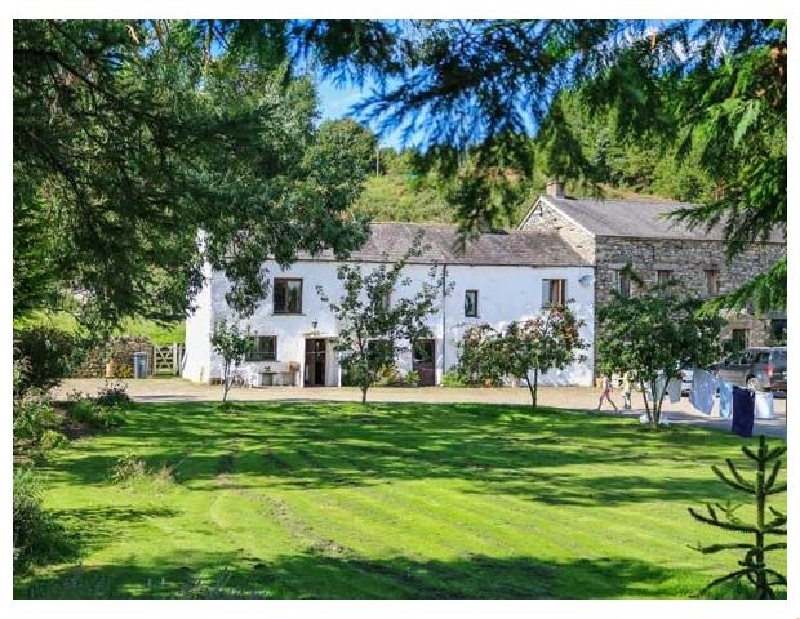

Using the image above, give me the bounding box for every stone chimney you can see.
[545,180,565,199]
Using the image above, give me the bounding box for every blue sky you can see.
[316,79,364,121]
[316,76,406,150]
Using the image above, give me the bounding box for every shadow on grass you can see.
[16,550,691,599]
[40,401,766,504]
[469,471,733,506]
[48,506,180,558]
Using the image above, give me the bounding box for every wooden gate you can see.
[151,343,185,376]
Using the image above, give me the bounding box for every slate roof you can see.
[540,196,787,243]
[298,222,588,267]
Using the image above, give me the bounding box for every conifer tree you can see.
[688,435,787,599]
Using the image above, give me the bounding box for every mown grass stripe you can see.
[19,400,786,600]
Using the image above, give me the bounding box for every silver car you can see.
[714,347,787,395]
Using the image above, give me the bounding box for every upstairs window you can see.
[245,336,277,362]
[274,278,303,314]
[465,290,479,317]
[542,279,567,308]
[705,270,720,297]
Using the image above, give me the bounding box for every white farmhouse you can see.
[183,222,596,387]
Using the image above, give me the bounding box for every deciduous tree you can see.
[501,304,587,408]
[316,234,448,404]
[209,319,253,403]
[596,278,724,428]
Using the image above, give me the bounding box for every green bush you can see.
[95,381,132,407]
[110,452,148,485]
[13,467,71,570]
[13,326,88,391]
[66,398,97,424]
[441,370,467,387]
[402,370,420,387]
[13,355,32,397]
[97,405,126,428]
[374,364,401,387]
[64,389,127,429]
[39,430,69,452]
[13,392,57,444]
[110,452,174,493]
[455,325,505,387]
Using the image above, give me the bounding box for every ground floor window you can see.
[613,270,630,299]
[769,319,787,346]
[729,328,749,354]
[245,336,277,361]
[542,279,567,307]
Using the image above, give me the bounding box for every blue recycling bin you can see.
[133,351,149,379]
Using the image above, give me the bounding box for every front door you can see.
[305,339,326,386]
[412,339,436,387]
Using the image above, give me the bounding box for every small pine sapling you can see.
[687,435,787,599]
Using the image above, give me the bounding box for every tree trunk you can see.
[650,378,659,428]
[651,377,670,430]
[755,435,767,598]
[639,379,652,425]
[222,362,230,403]
[524,376,535,408]
[361,384,368,405]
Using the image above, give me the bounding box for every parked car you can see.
[713,347,787,394]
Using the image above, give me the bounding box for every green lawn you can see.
[14,311,185,346]
[16,401,787,599]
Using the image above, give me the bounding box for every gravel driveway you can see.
[55,378,787,439]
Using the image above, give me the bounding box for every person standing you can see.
[622,372,633,410]
[597,374,619,412]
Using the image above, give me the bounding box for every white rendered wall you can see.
[182,261,213,383]
[438,265,595,387]
[198,260,595,387]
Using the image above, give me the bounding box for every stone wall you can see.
[593,236,785,306]
[519,197,786,351]
[719,312,773,349]
[70,336,155,378]
[519,198,596,264]
[594,236,786,347]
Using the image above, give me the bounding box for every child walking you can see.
[597,374,618,412]
[622,371,633,410]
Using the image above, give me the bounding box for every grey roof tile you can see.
[299,222,588,267]
[543,196,786,243]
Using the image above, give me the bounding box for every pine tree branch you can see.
[767,482,787,495]
[711,464,753,493]
[741,445,757,460]
[763,569,787,585]
[764,445,787,461]
[725,459,756,492]
[767,506,786,519]
[689,542,754,554]
[688,507,758,533]
[764,458,782,490]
